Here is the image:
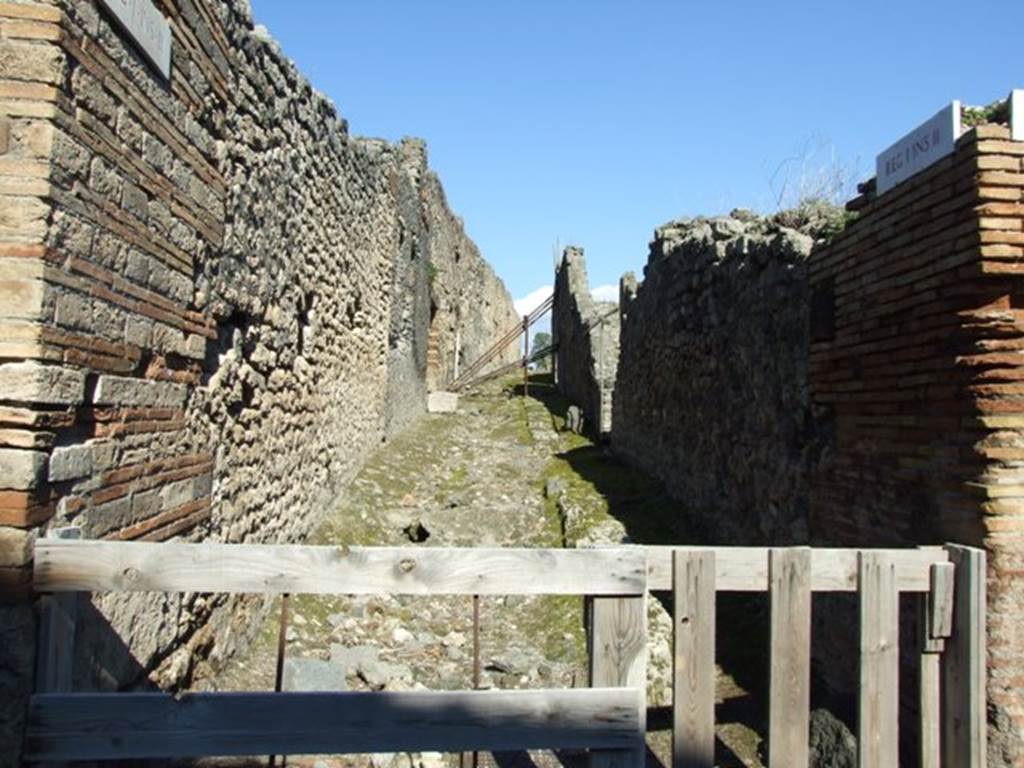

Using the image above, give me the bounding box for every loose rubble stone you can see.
[426,392,458,413]
[807,708,857,768]
[282,658,347,692]
[330,644,379,675]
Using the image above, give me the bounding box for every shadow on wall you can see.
[519,375,873,765]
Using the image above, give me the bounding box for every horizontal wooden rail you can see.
[27,688,643,760]
[638,545,946,592]
[33,540,647,596]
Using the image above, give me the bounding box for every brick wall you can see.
[0,1,516,763]
[607,118,1024,762]
[809,123,1024,764]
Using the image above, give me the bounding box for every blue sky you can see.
[251,0,1020,313]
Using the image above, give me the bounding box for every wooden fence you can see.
[27,539,986,767]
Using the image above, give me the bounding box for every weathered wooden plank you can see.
[927,561,955,642]
[918,560,951,768]
[590,595,647,768]
[768,548,811,768]
[672,550,715,768]
[27,688,643,760]
[33,541,647,596]
[919,627,941,768]
[942,545,987,768]
[35,528,81,695]
[858,551,899,768]
[643,546,947,592]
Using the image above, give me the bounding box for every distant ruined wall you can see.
[0,1,515,763]
[421,171,518,390]
[613,211,830,542]
[552,246,619,436]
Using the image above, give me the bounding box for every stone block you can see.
[124,316,153,347]
[159,478,196,510]
[0,277,43,320]
[48,443,93,482]
[124,250,150,284]
[0,526,34,567]
[184,333,207,360]
[0,197,48,241]
[131,487,162,518]
[282,658,347,692]
[54,290,92,331]
[427,391,458,414]
[0,39,65,84]
[0,117,8,155]
[93,375,187,408]
[0,449,47,490]
[0,361,87,405]
[20,121,54,158]
[81,495,131,538]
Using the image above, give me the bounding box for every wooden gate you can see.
[27,539,985,767]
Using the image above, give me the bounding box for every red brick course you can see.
[809,124,1024,758]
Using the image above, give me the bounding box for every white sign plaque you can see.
[875,102,961,195]
[1012,90,1023,142]
[98,0,172,80]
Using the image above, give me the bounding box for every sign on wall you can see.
[875,102,961,195]
[1012,90,1023,142]
[97,0,172,81]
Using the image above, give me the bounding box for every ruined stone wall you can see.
[613,210,830,543]
[421,171,518,390]
[552,246,618,436]
[0,1,515,763]
[610,123,1024,762]
[809,124,1024,763]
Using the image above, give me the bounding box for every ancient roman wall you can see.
[809,123,1024,763]
[552,246,619,436]
[0,0,515,763]
[612,209,833,542]
[611,121,1024,761]
[421,169,519,391]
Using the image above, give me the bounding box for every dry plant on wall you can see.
[767,133,862,211]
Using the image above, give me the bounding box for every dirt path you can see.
[202,376,765,768]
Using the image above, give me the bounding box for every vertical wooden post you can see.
[35,527,81,695]
[919,561,953,768]
[858,551,899,768]
[590,593,647,768]
[942,545,986,768]
[36,527,81,768]
[523,315,530,398]
[769,547,811,768]
[673,550,715,768]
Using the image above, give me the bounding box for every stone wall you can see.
[0,1,515,763]
[552,246,619,436]
[613,210,832,543]
[610,121,1024,762]
[422,170,519,391]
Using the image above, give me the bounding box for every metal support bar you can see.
[269,593,291,768]
[523,315,530,398]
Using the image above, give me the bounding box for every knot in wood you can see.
[122,567,140,582]
[399,558,416,573]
